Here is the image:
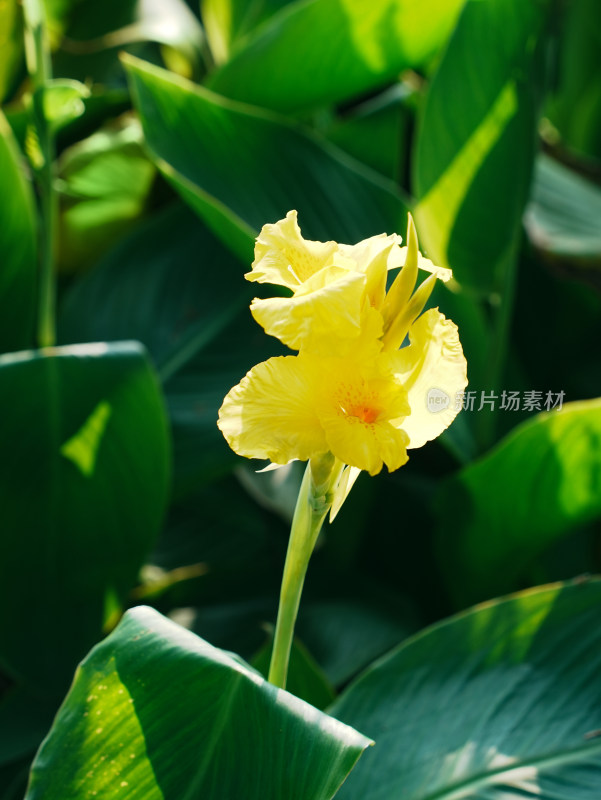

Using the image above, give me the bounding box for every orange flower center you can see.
[347,404,380,423]
[335,382,382,424]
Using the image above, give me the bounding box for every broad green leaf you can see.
[296,599,413,687]
[57,118,155,273]
[165,306,284,493]
[0,342,170,696]
[324,84,411,183]
[201,0,296,65]
[58,202,254,492]
[0,0,24,103]
[525,154,601,269]
[414,0,548,291]
[58,202,248,372]
[436,399,601,605]
[0,110,36,353]
[207,0,465,112]
[331,578,601,800]
[545,0,601,162]
[25,606,372,800]
[124,54,409,264]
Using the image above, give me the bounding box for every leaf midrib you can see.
[419,736,601,800]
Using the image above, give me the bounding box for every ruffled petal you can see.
[322,416,409,476]
[251,265,385,356]
[390,308,468,449]
[217,356,327,464]
[246,210,338,289]
[314,356,410,475]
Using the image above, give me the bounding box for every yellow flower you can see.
[218,211,468,480]
[246,210,452,356]
[218,351,410,476]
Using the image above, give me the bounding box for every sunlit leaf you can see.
[207,0,465,112]
[25,606,371,800]
[436,399,601,604]
[414,0,549,291]
[57,118,155,273]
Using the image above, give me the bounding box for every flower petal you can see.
[217,356,327,464]
[246,210,338,289]
[388,247,453,282]
[390,308,468,449]
[323,415,409,476]
[250,266,385,356]
[314,356,410,475]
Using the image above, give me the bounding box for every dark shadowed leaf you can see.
[0,342,170,696]
[331,578,601,800]
[124,54,409,264]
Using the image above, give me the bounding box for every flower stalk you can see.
[268,454,341,689]
[23,0,57,348]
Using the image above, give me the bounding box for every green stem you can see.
[23,0,57,348]
[268,457,335,689]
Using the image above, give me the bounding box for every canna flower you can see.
[246,210,451,356]
[218,212,467,483]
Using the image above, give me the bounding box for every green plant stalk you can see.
[23,0,57,348]
[268,455,337,689]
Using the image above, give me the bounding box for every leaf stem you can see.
[268,456,335,689]
[23,0,57,348]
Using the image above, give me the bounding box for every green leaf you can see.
[0,342,170,696]
[58,202,255,492]
[324,84,411,183]
[124,54,409,264]
[42,79,90,131]
[436,398,601,605]
[206,0,465,112]
[0,0,24,103]
[545,0,601,162]
[58,202,248,373]
[330,577,601,800]
[0,110,37,353]
[414,0,548,291]
[25,606,372,800]
[296,598,413,687]
[201,0,296,65]
[165,306,284,493]
[525,154,601,269]
[57,118,155,273]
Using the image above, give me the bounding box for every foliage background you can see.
[1,0,601,797]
